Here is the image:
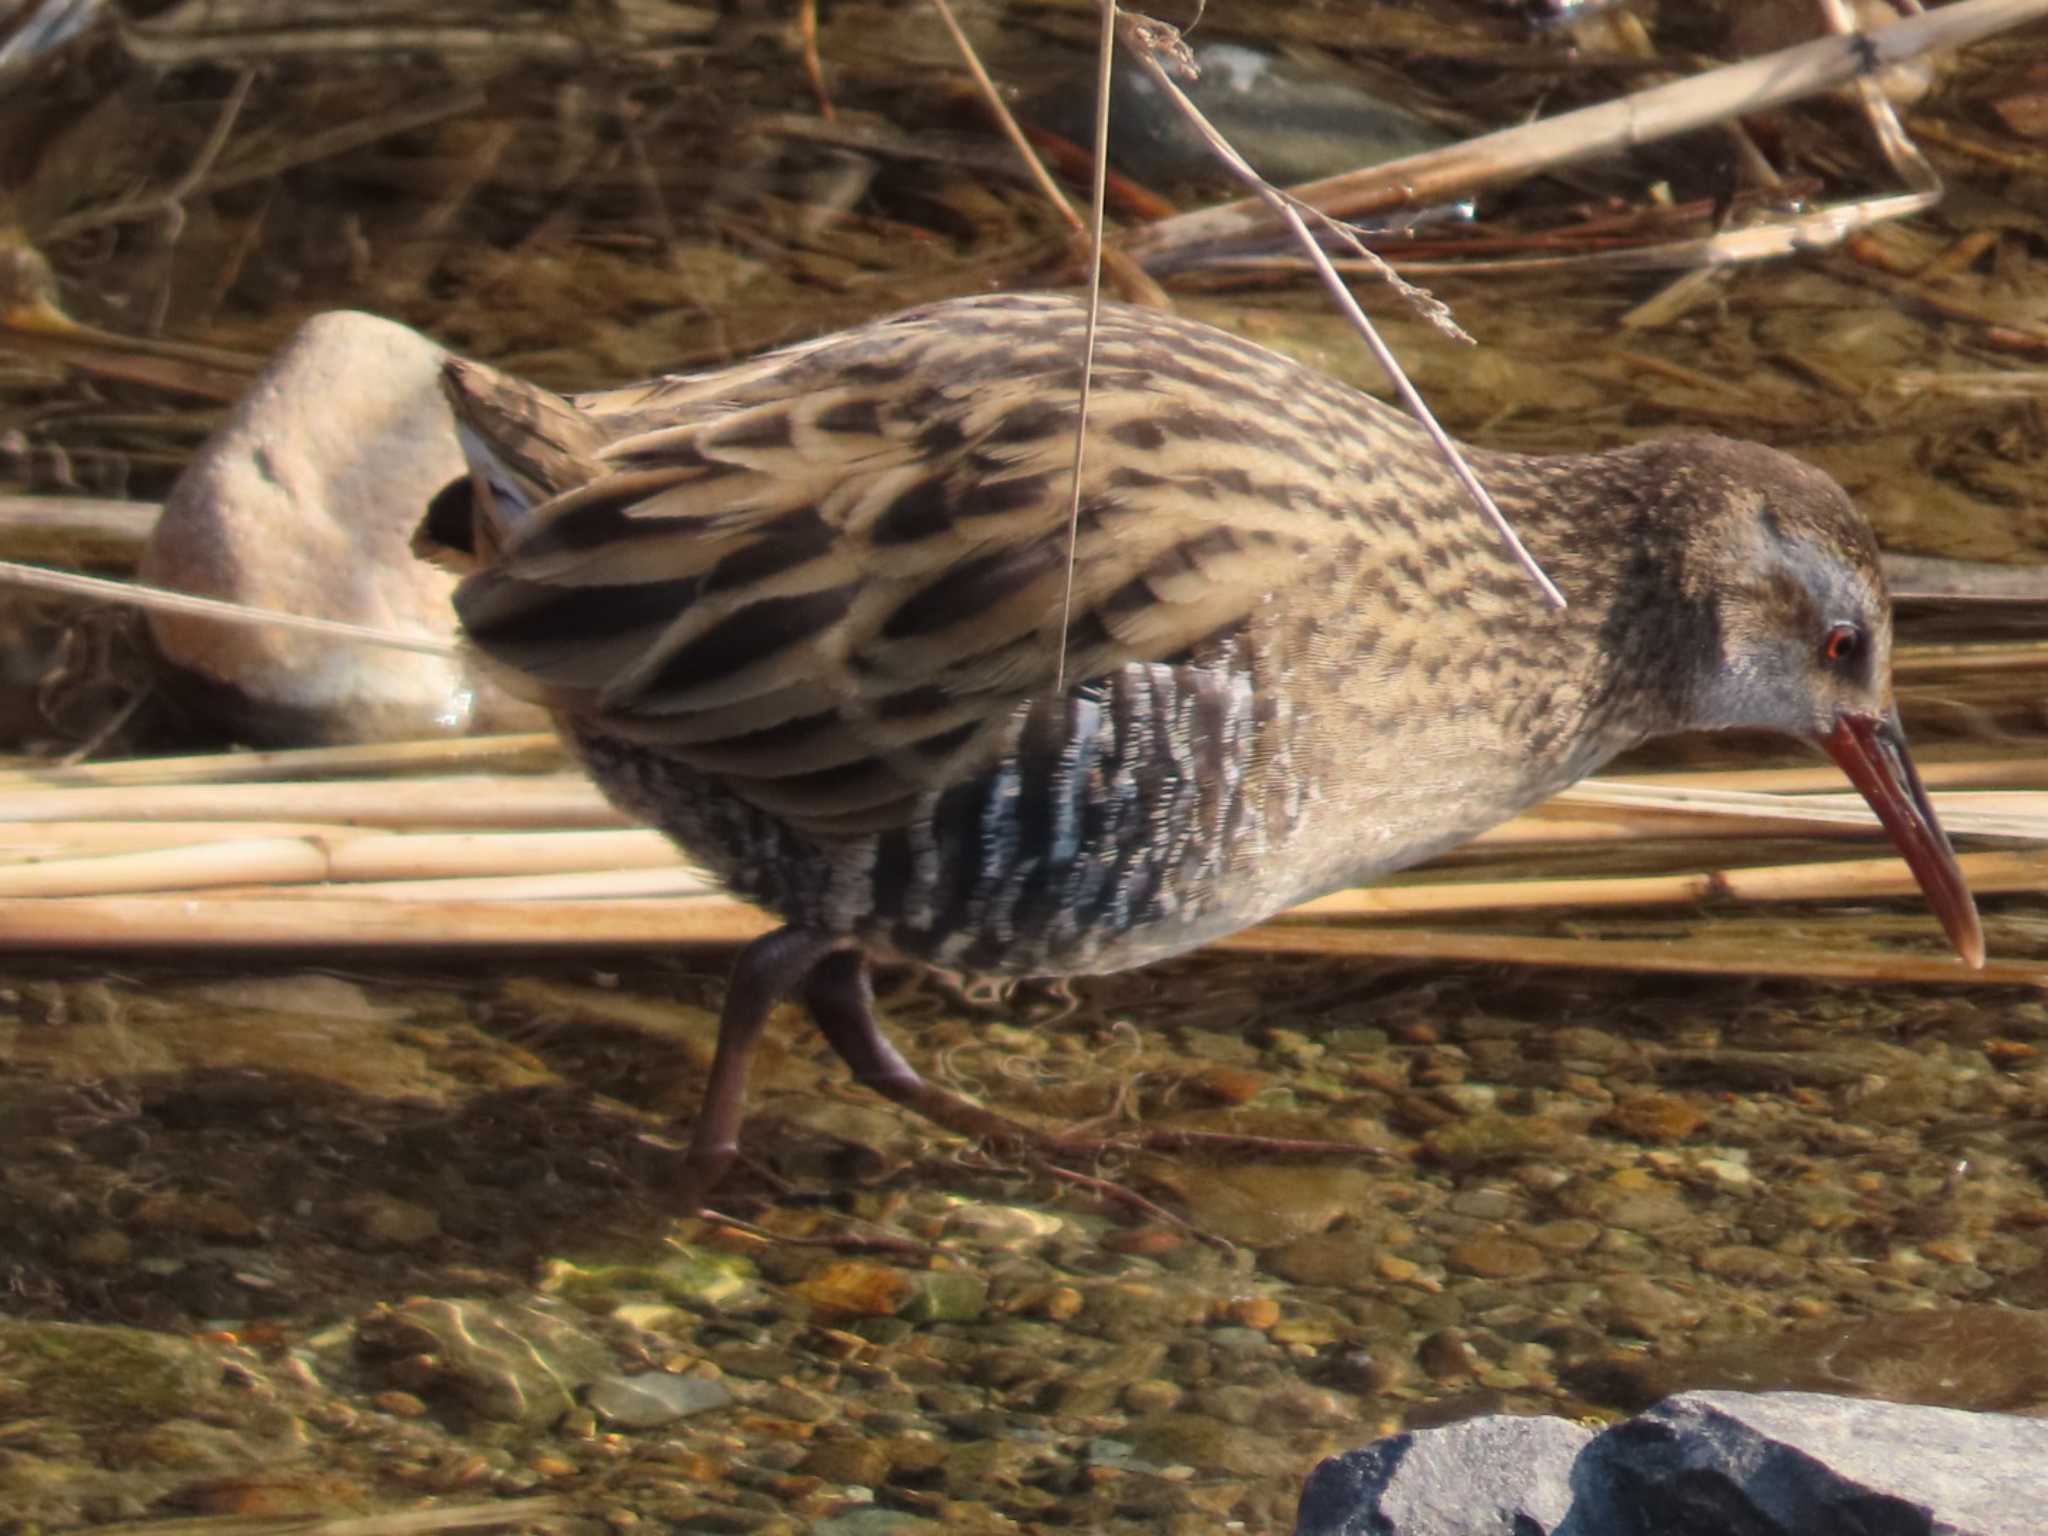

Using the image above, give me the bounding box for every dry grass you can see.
[0,0,2043,990]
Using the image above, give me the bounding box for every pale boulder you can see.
[141,310,544,744]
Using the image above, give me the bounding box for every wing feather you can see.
[437,295,1391,839]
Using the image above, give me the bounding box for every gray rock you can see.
[353,1297,610,1428]
[1294,1412,1591,1535]
[1568,1390,2048,1536]
[586,1371,733,1428]
[1295,1390,2048,1536]
[141,309,544,744]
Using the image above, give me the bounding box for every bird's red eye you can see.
[1822,623,1862,667]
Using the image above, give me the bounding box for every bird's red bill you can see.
[1822,710,1984,969]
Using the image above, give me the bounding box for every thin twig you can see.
[45,90,487,241]
[1115,13,1566,610]
[1055,0,1121,692]
[799,0,835,120]
[0,561,462,658]
[0,733,564,788]
[145,67,256,334]
[924,0,1083,236]
[1120,0,2048,270]
[0,775,625,829]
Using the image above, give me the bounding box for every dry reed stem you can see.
[1293,847,2048,920]
[1587,756,2047,794]
[1120,0,2048,269]
[0,821,367,856]
[0,831,2036,926]
[5,894,2040,992]
[0,894,776,949]
[0,494,159,564]
[1896,639,2048,676]
[4,771,2038,840]
[1559,784,2048,840]
[0,828,686,897]
[0,561,465,657]
[244,867,726,902]
[1207,924,2048,989]
[0,733,565,788]
[0,775,626,827]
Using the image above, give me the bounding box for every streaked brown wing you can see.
[444,296,1384,838]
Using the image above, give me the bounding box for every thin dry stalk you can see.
[0,775,625,828]
[1207,924,2048,990]
[6,894,2040,993]
[923,0,1083,238]
[0,893,777,949]
[1468,807,1879,847]
[1581,756,2046,795]
[0,494,159,564]
[1897,639,2048,677]
[0,827,686,897]
[0,820,369,856]
[1294,847,2048,920]
[1558,783,2048,841]
[1884,554,2048,601]
[0,733,565,788]
[0,835,336,897]
[1120,0,2048,270]
[1114,10,1565,610]
[0,560,463,657]
[1886,370,2048,401]
[249,867,723,901]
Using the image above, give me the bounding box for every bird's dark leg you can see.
[682,926,847,1195]
[803,949,1226,1238]
[801,951,1393,1171]
[804,948,1055,1159]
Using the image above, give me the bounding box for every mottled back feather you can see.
[436,295,1496,838]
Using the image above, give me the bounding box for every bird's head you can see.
[1661,438,1983,968]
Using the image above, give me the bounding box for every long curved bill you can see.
[1820,710,1984,969]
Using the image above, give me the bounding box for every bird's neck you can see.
[1484,442,1723,752]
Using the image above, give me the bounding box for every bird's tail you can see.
[413,356,609,574]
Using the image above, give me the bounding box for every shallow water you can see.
[2,3,2046,1533]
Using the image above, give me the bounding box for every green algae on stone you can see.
[540,1248,762,1313]
[1422,1111,1579,1170]
[0,1321,234,1431]
[900,1271,991,1324]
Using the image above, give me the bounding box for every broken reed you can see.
[0,737,2041,990]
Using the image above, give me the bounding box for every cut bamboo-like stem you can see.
[3,895,2039,991]
[0,820,369,857]
[0,733,565,788]
[0,894,778,949]
[1556,784,2048,840]
[1207,924,2046,989]
[245,867,725,902]
[0,838,337,898]
[0,774,626,828]
[1895,639,2048,677]
[0,494,159,565]
[0,828,686,897]
[1579,755,2045,795]
[2,775,2037,842]
[1471,808,1866,847]
[1294,847,2048,919]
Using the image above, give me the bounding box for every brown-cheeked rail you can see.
[418,292,1984,1199]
